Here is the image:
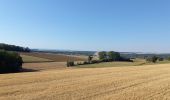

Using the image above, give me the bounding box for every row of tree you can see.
[0,43,31,52]
[146,56,164,63]
[66,51,133,67]
[0,50,23,73]
[98,51,132,62]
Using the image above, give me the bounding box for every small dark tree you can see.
[152,56,158,63]
[167,57,170,61]
[0,50,23,73]
[98,51,107,61]
[108,51,121,61]
[158,57,164,61]
[146,56,158,63]
[66,61,74,67]
[88,55,93,63]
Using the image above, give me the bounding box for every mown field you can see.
[1,64,170,100]
[21,52,87,62]
[20,55,53,63]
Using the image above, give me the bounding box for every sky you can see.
[0,0,170,53]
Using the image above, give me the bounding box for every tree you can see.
[98,51,107,61]
[168,57,170,61]
[158,57,164,61]
[0,50,23,73]
[108,51,121,61]
[88,55,93,63]
[146,56,158,63]
[0,43,31,52]
[66,61,74,67]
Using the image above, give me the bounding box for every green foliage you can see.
[98,51,107,60]
[0,50,23,73]
[0,43,30,52]
[83,61,90,64]
[168,57,170,61]
[98,51,131,62]
[108,51,121,61]
[88,55,93,63]
[67,61,75,67]
[91,60,101,64]
[146,56,158,63]
[158,57,164,61]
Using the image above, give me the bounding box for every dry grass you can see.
[1,64,170,100]
[23,62,67,71]
[21,55,53,63]
[21,52,87,62]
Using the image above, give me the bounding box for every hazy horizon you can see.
[0,0,170,53]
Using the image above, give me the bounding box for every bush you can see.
[83,61,90,64]
[66,61,75,67]
[119,57,133,62]
[0,50,23,73]
[77,62,81,65]
[167,57,170,61]
[146,56,158,63]
[91,60,101,64]
[158,57,164,61]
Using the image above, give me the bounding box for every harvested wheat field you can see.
[1,64,170,100]
[21,52,87,62]
[23,62,67,71]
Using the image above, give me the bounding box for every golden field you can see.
[20,52,87,62]
[1,64,170,100]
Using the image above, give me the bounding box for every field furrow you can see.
[0,64,170,100]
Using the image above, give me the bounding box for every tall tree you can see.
[88,55,93,63]
[98,51,107,60]
[108,51,121,61]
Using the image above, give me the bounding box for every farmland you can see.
[20,54,53,63]
[1,64,170,100]
[21,52,87,62]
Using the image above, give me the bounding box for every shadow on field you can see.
[21,68,39,73]
[0,69,38,74]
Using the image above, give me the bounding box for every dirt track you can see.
[0,64,170,100]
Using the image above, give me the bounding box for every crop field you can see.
[1,64,170,100]
[20,55,53,63]
[76,59,146,68]
[21,52,87,62]
[23,62,67,71]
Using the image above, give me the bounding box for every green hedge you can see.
[0,50,23,73]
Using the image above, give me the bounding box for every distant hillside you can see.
[0,43,30,52]
[121,53,170,59]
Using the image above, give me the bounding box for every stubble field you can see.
[1,64,170,100]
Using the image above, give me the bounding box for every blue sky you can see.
[0,0,170,53]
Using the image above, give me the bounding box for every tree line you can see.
[67,51,132,67]
[98,51,132,62]
[0,43,31,52]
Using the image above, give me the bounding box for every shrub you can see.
[0,50,23,73]
[108,51,121,61]
[83,61,90,64]
[98,51,107,60]
[167,57,170,61]
[91,60,100,64]
[119,57,133,62]
[88,55,93,63]
[146,56,158,63]
[158,57,164,61]
[77,62,83,65]
[66,61,75,67]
